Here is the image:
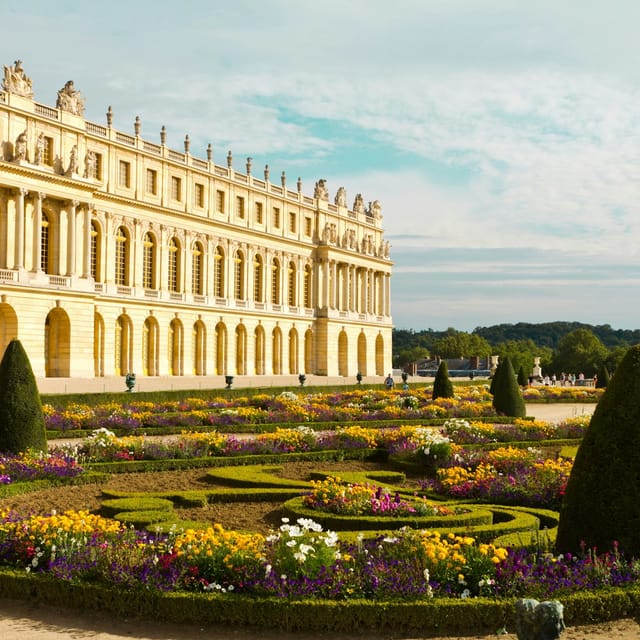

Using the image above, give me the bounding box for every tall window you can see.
[118,160,131,188]
[273,206,281,228]
[271,258,280,304]
[234,250,245,300]
[114,226,128,285]
[168,237,180,292]
[90,220,100,281]
[142,232,155,289]
[303,264,312,308]
[289,212,296,233]
[40,211,50,273]
[171,176,182,201]
[253,254,263,302]
[146,168,157,195]
[213,246,224,297]
[304,217,312,237]
[43,136,54,166]
[194,183,205,208]
[192,241,203,295]
[216,190,225,213]
[255,202,264,224]
[288,261,297,306]
[236,196,245,219]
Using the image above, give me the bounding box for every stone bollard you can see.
[514,598,565,640]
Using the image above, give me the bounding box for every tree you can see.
[493,339,552,382]
[432,361,454,400]
[595,364,610,388]
[556,345,640,556]
[491,356,526,417]
[393,346,430,370]
[0,339,47,453]
[551,329,608,377]
[432,329,491,359]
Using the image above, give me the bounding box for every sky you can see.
[3,0,640,332]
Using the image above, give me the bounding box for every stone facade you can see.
[0,61,393,382]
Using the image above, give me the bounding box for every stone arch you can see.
[143,315,160,376]
[0,303,18,360]
[169,317,184,376]
[44,306,71,377]
[304,328,314,375]
[255,324,265,375]
[375,333,385,376]
[94,311,105,377]
[193,319,206,375]
[288,327,299,374]
[235,323,247,375]
[338,329,348,377]
[215,321,227,375]
[357,332,367,376]
[114,312,133,376]
[272,326,282,375]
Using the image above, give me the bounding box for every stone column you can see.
[15,188,27,269]
[67,200,78,276]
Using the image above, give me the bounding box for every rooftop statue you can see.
[2,60,33,98]
[353,193,365,214]
[314,178,329,201]
[334,186,347,207]
[56,80,85,116]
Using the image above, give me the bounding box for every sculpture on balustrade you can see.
[56,80,85,116]
[370,199,382,219]
[2,60,33,98]
[67,145,79,175]
[353,193,365,214]
[84,150,97,179]
[34,132,45,165]
[335,186,347,207]
[14,130,28,162]
[314,178,329,201]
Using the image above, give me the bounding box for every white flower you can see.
[461,589,471,599]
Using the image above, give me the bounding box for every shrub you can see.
[556,344,640,556]
[0,339,47,453]
[491,357,526,418]
[432,361,454,400]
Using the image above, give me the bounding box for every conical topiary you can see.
[0,339,47,453]
[489,360,502,395]
[491,356,526,417]
[517,365,528,388]
[556,345,640,556]
[595,364,610,389]
[432,360,454,400]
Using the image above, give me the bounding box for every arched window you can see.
[213,246,225,298]
[142,232,156,289]
[192,241,204,295]
[271,257,280,304]
[40,211,50,273]
[114,226,129,286]
[90,220,101,281]
[287,261,297,306]
[303,264,312,308]
[168,237,180,292]
[253,254,264,302]
[234,250,245,300]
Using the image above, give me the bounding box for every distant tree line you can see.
[393,322,636,378]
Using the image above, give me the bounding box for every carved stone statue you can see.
[334,186,347,207]
[14,130,28,161]
[56,80,85,116]
[322,223,330,243]
[67,145,79,175]
[353,193,365,214]
[383,240,390,258]
[2,60,33,98]
[329,223,337,243]
[84,150,97,179]
[34,133,45,165]
[314,179,329,201]
[370,200,382,219]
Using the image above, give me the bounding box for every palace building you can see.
[0,60,393,383]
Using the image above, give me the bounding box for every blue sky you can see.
[4,0,640,332]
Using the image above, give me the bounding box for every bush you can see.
[556,344,640,556]
[491,357,526,418]
[0,339,47,453]
[432,361,454,400]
